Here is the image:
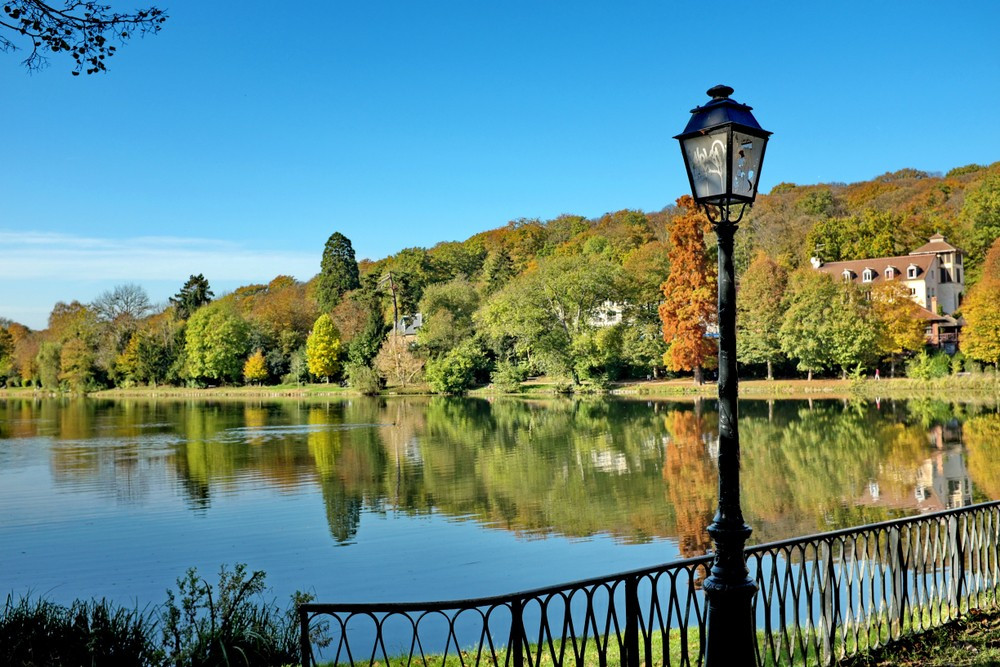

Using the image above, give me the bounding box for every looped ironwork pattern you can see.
[300,501,1000,666]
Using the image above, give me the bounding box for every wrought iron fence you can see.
[299,500,1000,667]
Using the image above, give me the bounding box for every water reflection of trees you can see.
[1,397,997,549]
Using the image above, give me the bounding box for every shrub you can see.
[345,363,382,395]
[905,350,952,379]
[425,341,485,394]
[161,563,320,667]
[0,595,160,666]
[490,360,527,393]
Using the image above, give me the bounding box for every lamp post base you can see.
[702,521,757,666]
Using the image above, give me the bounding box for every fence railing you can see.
[299,500,1000,667]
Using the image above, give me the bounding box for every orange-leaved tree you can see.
[658,196,717,385]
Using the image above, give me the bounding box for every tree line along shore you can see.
[2,164,1000,397]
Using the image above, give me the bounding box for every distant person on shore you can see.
[875,368,880,381]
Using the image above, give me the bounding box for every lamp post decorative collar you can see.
[675,86,771,666]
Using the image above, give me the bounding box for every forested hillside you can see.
[2,162,999,392]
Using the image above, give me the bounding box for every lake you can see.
[1,396,997,610]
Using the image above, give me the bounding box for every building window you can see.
[907,266,918,279]
[957,268,962,283]
[885,267,895,280]
[909,288,916,296]
[842,269,853,281]
[862,269,874,282]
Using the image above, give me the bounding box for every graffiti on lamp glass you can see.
[692,139,727,192]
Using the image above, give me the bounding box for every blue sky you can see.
[2,0,999,329]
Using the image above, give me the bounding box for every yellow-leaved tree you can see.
[306,314,342,382]
[962,238,1000,368]
[658,196,717,384]
[871,281,926,377]
[243,349,268,385]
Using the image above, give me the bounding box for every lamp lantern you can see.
[675,85,771,217]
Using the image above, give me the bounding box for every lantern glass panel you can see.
[731,130,765,199]
[682,129,729,201]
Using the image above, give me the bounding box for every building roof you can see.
[395,313,423,336]
[913,306,957,325]
[910,233,959,256]
[815,254,935,286]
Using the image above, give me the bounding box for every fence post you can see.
[820,540,837,667]
[889,525,906,637]
[624,575,640,667]
[299,608,312,667]
[949,514,966,616]
[510,597,525,667]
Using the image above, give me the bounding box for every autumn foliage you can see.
[658,196,717,384]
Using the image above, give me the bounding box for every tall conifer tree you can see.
[316,233,361,312]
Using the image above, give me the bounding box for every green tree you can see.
[960,171,1000,281]
[737,252,787,379]
[806,210,904,262]
[658,196,716,384]
[427,240,486,281]
[779,269,838,380]
[36,340,61,389]
[622,241,671,313]
[619,321,668,378]
[170,274,214,320]
[828,281,881,377]
[184,302,251,384]
[59,337,94,391]
[425,340,485,394]
[316,232,361,312]
[479,247,516,295]
[345,287,388,366]
[0,326,13,382]
[416,278,480,356]
[306,314,342,381]
[477,254,621,383]
[243,350,269,385]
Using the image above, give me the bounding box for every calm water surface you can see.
[1,396,998,608]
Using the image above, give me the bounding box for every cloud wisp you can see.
[0,230,318,281]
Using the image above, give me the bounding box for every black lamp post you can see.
[674,85,771,666]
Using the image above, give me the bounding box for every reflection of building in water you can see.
[862,420,971,512]
[915,450,972,509]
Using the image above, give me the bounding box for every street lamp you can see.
[675,85,771,666]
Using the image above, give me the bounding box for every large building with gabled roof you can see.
[811,234,965,315]
[811,234,965,351]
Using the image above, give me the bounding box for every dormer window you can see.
[885,267,896,280]
[862,268,875,283]
[842,269,854,282]
[907,265,919,279]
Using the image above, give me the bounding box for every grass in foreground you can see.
[838,609,1000,666]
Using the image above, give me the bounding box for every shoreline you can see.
[0,375,997,402]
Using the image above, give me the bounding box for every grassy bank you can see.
[2,375,998,402]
